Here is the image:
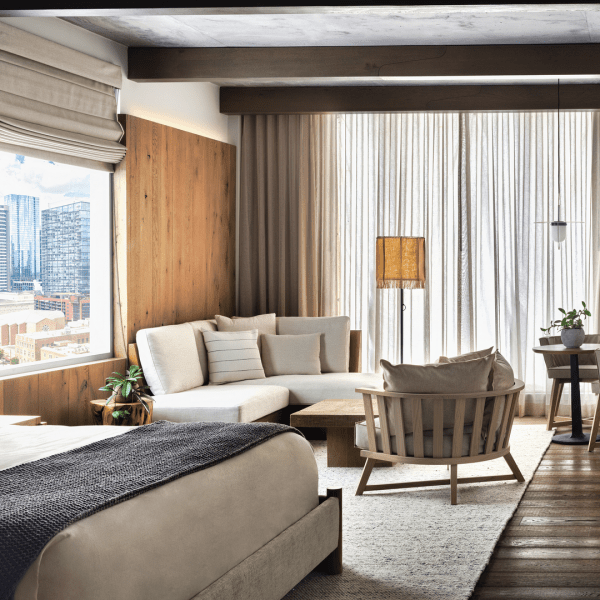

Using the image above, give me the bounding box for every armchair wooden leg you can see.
[450,464,458,505]
[504,452,525,482]
[588,401,600,453]
[547,380,563,430]
[355,458,376,496]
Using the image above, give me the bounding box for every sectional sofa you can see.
[131,316,382,424]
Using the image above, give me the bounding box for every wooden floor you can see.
[472,418,600,600]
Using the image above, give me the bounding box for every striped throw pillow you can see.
[202,329,265,385]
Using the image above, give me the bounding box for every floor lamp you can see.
[376,236,426,364]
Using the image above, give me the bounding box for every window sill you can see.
[0,353,115,380]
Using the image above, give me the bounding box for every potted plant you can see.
[541,301,591,348]
[91,365,155,426]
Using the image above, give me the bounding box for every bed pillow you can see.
[261,333,321,377]
[380,355,495,434]
[216,313,276,353]
[202,329,265,385]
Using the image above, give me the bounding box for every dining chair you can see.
[539,335,600,431]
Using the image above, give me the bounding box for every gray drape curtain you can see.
[0,22,125,171]
[239,111,600,416]
[239,115,339,317]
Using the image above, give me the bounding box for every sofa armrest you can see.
[349,330,362,373]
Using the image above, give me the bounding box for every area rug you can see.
[284,423,553,600]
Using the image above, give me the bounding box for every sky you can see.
[0,150,90,211]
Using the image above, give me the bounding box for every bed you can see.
[1,422,342,600]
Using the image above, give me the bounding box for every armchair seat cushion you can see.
[548,365,598,380]
[228,373,383,405]
[355,418,485,459]
[152,385,289,423]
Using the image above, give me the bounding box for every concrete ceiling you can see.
[63,7,600,47]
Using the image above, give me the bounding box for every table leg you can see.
[552,353,599,445]
[326,428,392,468]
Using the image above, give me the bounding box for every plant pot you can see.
[90,400,153,426]
[561,327,585,349]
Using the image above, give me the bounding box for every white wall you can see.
[0,17,238,146]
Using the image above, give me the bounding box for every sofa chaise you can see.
[130,316,382,424]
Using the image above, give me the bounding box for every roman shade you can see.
[0,22,126,171]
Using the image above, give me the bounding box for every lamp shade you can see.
[376,236,426,289]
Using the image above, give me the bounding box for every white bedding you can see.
[1,425,318,600]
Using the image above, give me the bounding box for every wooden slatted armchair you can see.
[354,380,525,505]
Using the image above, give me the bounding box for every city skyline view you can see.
[0,151,93,369]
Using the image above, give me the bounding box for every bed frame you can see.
[192,488,342,600]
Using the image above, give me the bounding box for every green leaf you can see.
[582,301,587,307]
[122,381,132,398]
[104,393,117,406]
[558,308,566,314]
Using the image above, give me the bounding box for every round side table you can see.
[533,344,600,445]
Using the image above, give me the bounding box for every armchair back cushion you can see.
[380,355,495,435]
[277,316,350,373]
[136,323,204,396]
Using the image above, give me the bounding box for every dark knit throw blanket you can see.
[0,420,302,600]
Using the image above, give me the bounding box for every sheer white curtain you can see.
[336,112,600,416]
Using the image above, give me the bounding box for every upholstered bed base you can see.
[193,491,342,600]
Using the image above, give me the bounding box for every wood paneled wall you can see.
[0,358,126,426]
[113,115,236,358]
[0,116,234,425]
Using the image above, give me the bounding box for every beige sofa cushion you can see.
[355,418,484,458]
[229,372,382,405]
[136,323,204,396]
[380,355,495,434]
[217,314,276,353]
[152,384,289,423]
[188,319,217,384]
[262,333,321,377]
[203,329,265,385]
[277,316,350,373]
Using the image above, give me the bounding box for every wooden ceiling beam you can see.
[128,44,600,82]
[220,84,600,114]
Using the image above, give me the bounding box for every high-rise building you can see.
[4,194,40,288]
[0,205,10,292]
[41,201,90,295]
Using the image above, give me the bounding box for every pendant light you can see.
[535,79,582,248]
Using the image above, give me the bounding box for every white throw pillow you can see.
[203,329,266,385]
[216,313,276,354]
[261,333,321,376]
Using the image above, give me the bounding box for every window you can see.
[0,151,112,375]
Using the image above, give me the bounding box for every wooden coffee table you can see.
[291,398,389,467]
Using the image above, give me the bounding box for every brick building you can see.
[0,310,64,346]
[16,326,90,362]
[34,294,90,321]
